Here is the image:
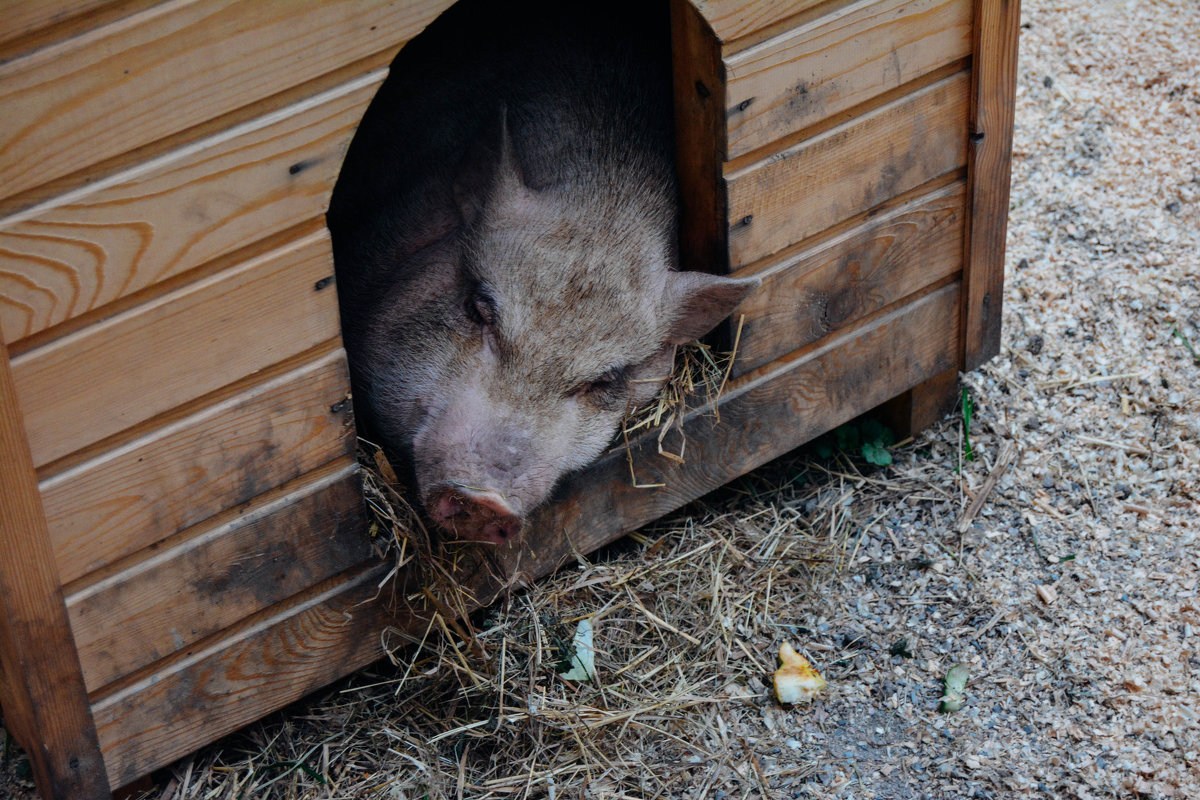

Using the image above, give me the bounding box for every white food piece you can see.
[773,642,826,704]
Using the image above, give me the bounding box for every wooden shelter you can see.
[0,1,1018,796]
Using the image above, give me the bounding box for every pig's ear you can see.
[663,271,761,345]
[454,105,533,225]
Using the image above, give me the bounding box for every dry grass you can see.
[621,317,744,475]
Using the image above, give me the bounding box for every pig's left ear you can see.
[454,105,535,226]
[663,271,761,345]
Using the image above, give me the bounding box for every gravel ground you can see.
[2,0,1198,797]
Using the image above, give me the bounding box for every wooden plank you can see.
[91,560,392,789]
[726,70,969,268]
[0,0,113,45]
[962,0,1020,370]
[732,179,966,376]
[0,341,109,799]
[11,228,342,467]
[42,349,354,584]
[724,0,972,159]
[0,71,384,344]
[688,0,827,47]
[671,0,730,273]
[0,0,454,204]
[88,282,962,789]
[68,463,370,692]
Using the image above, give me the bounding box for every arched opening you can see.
[326,0,751,546]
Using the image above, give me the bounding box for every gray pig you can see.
[328,0,756,544]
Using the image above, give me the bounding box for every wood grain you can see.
[42,349,354,584]
[0,341,109,798]
[10,229,342,467]
[0,71,383,344]
[688,0,827,47]
[68,463,369,692]
[0,0,113,45]
[724,0,972,159]
[731,179,966,376]
[726,70,970,268]
[0,0,453,204]
[91,560,391,789]
[962,0,1020,370]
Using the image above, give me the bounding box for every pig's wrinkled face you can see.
[357,134,756,545]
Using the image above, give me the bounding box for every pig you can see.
[327,0,757,544]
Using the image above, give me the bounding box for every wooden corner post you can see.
[0,340,111,799]
[963,0,1021,370]
[669,0,728,276]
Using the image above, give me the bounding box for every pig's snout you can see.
[426,484,523,545]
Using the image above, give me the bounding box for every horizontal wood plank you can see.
[0,0,453,204]
[689,0,826,46]
[11,229,341,467]
[725,0,972,159]
[732,180,966,376]
[726,70,970,268]
[42,349,354,584]
[68,463,370,692]
[91,560,391,789]
[0,71,383,344]
[0,0,113,45]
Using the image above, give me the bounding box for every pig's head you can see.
[357,117,757,544]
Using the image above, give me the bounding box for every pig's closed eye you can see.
[573,366,627,399]
[464,284,496,327]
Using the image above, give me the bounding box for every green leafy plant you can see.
[814,418,896,466]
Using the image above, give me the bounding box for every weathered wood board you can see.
[68,461,369,692]
[724,0,972,158]
[42,349,355,584]
[11,230,342,467]
[0,341,108,799]
[726,70,970,268]
[732,179,966,375]
[0,0,452,204]
[0,72,383,344]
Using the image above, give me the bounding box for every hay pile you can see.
[118,445,913,799]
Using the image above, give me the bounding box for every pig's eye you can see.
[575,366,627,399]
[464,284,496,327]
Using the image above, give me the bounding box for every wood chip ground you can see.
[2,0,1197,797]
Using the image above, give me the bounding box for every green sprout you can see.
[1170,325,1200,364]
[961,387,976,462]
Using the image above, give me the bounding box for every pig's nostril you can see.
[433,491,468,522]
[426,485,522,544]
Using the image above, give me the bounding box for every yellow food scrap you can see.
[773,642,826,704]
